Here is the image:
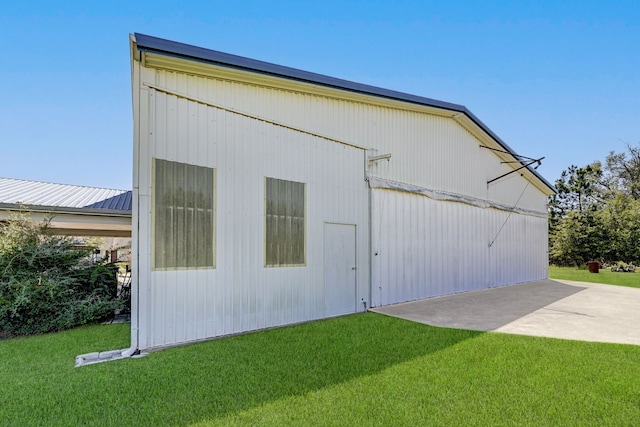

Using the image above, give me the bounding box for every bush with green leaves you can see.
[0,216,122,337]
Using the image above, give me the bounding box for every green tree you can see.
[549,143,640,266]
[0,215,121,337]
[549,207,605,266]
[549,163,602,220]
[598,194,640,262]
[603,144,640,200]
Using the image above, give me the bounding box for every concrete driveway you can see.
[370,279,640,346]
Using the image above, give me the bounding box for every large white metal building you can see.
[130,33,555,351]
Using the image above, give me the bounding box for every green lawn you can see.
[2,314,639,426]
[549,265,640,288]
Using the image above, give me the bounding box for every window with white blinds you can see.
[153,159,216,269]
[265,177,306,267]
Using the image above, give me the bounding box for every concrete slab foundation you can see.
[371,279,640,346]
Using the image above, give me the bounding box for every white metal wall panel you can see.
[163,72,547,212]
[134,59,551,349]
[135,70,370,349]
[371,188,548,307]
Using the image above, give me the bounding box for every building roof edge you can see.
[133,33,555,193]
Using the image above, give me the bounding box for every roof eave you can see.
[0,203,132,218]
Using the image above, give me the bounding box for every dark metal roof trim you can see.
[133,33,554,192]
[134,33,465,112]
[83,191,132,211]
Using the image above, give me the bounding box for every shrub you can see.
[0,215,122,337]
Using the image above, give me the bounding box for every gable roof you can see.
[132,33,554,193]
[0,177,132,215]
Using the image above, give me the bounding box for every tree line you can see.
[549,143,640,266]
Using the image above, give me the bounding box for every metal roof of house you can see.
[133,33,554,192]
[0,177,132,214]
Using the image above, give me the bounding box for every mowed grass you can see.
[2,314,640,426]
[550,265,640,288]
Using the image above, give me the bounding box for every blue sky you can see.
[1,1,638,190]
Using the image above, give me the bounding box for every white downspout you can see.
[76,34,144,366]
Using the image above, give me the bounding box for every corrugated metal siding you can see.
[371,188,548,307]
[147,71,544,211]
[486,172,548,213]
[134,64,550,348]
[135,69,369,349]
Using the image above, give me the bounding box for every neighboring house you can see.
[0,177,132,239]
[130,33,555,351]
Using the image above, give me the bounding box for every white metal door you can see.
[324,223,357,317]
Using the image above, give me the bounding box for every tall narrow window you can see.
[265,177,306,267]
[154,159,216,269]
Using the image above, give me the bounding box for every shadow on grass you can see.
[83,313,480,426]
